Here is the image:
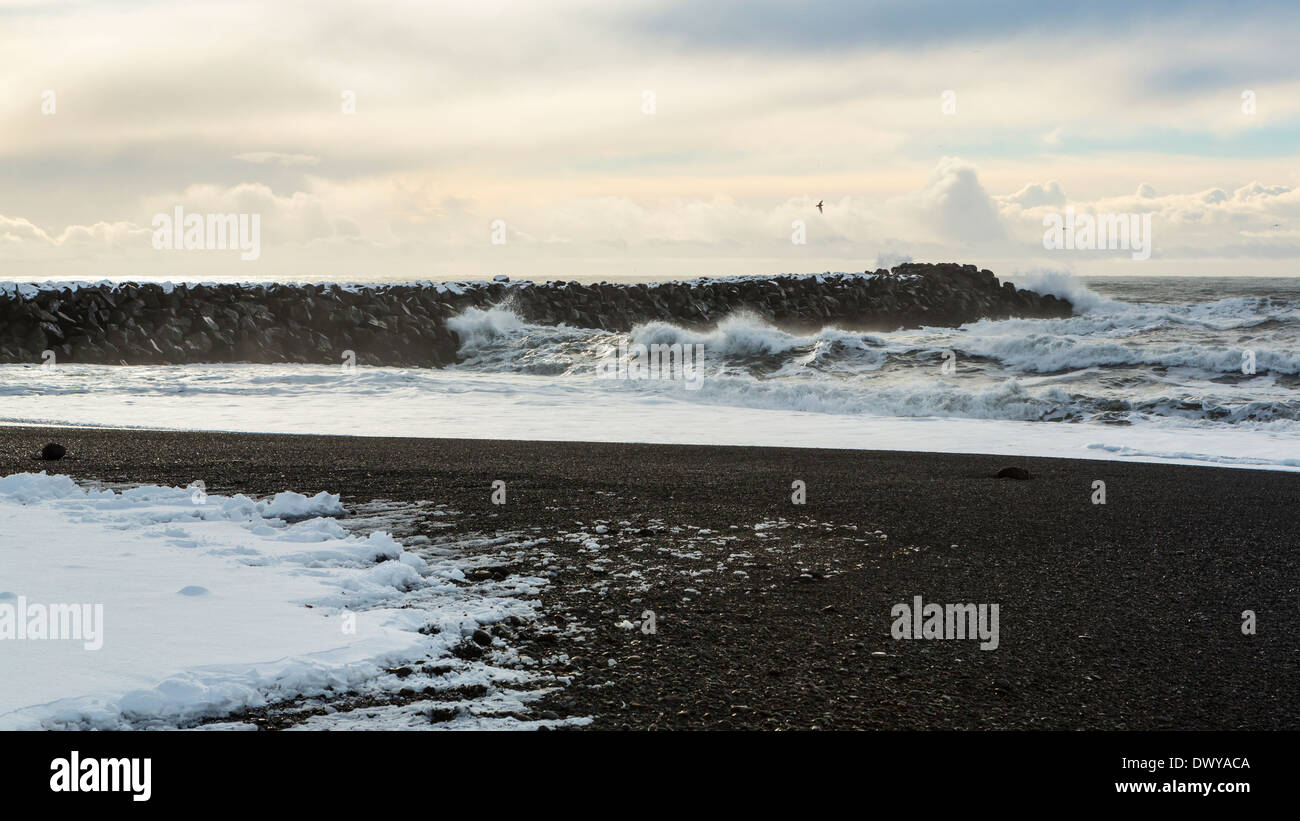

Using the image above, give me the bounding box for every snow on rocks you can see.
[0,472,558,730]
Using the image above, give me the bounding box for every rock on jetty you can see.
[0,263,1072,368]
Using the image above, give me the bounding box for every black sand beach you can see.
[3,426,1296,730]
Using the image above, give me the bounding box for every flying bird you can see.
[816,200,824,213]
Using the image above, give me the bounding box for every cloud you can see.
[1002,181,1066,209]
[1232,181,1292,201]
[141,182,352,246]
[0,215,54,245]
[3,158,1299,278]
[910,158,1005,243]
[0,159,1001,274]
[234,152,321,167]
[0,214,144,249]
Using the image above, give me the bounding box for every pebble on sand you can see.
[39,443,66,461]
[996,466,1031,480]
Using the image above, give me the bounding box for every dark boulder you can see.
[40,443,66,461]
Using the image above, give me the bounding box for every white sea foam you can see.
[2,278,1296,469]
[0,362,1296,471]
[632,312,815,357]
[446,306,527,347]
[1006,269,1119,314]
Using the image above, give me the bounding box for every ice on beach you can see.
[258,490,346,520]
[0,472,541,730]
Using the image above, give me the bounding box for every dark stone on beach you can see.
[40,442,66,460]
[996,466,1031,480]
[429,706,457,723]
[453,640,485,660]
[471,628,492,646]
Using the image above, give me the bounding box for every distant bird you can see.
[816,200,824,213]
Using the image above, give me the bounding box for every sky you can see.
[2,0,1299,281]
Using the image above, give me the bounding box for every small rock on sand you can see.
[40,443,66,460]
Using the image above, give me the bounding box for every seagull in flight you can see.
[816,200,824,213]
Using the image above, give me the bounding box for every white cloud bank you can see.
[1,0,1298,278]
[1,159,1296,279]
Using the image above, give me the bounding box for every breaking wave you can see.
[438,280,1300,429]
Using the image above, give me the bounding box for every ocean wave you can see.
[611,370,1300,427]
[627,312,885,358]
[1007,269,1120,314]
[1085,442,1300,468]
[630,313,801,356]
[953,332,1300,375]
[446,306,527,347]
[1008,270,1300,328]
[444,303,1300,378]
[672,376,1082,422]
[12,278,1286,435]
[3,357,1297,432]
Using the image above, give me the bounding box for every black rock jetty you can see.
[0,263,1072,369]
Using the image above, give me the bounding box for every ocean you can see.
[1,274,1297,471]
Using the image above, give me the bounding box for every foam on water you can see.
[1,275,1296,470]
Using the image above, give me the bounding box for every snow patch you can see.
[0,473,554,729]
